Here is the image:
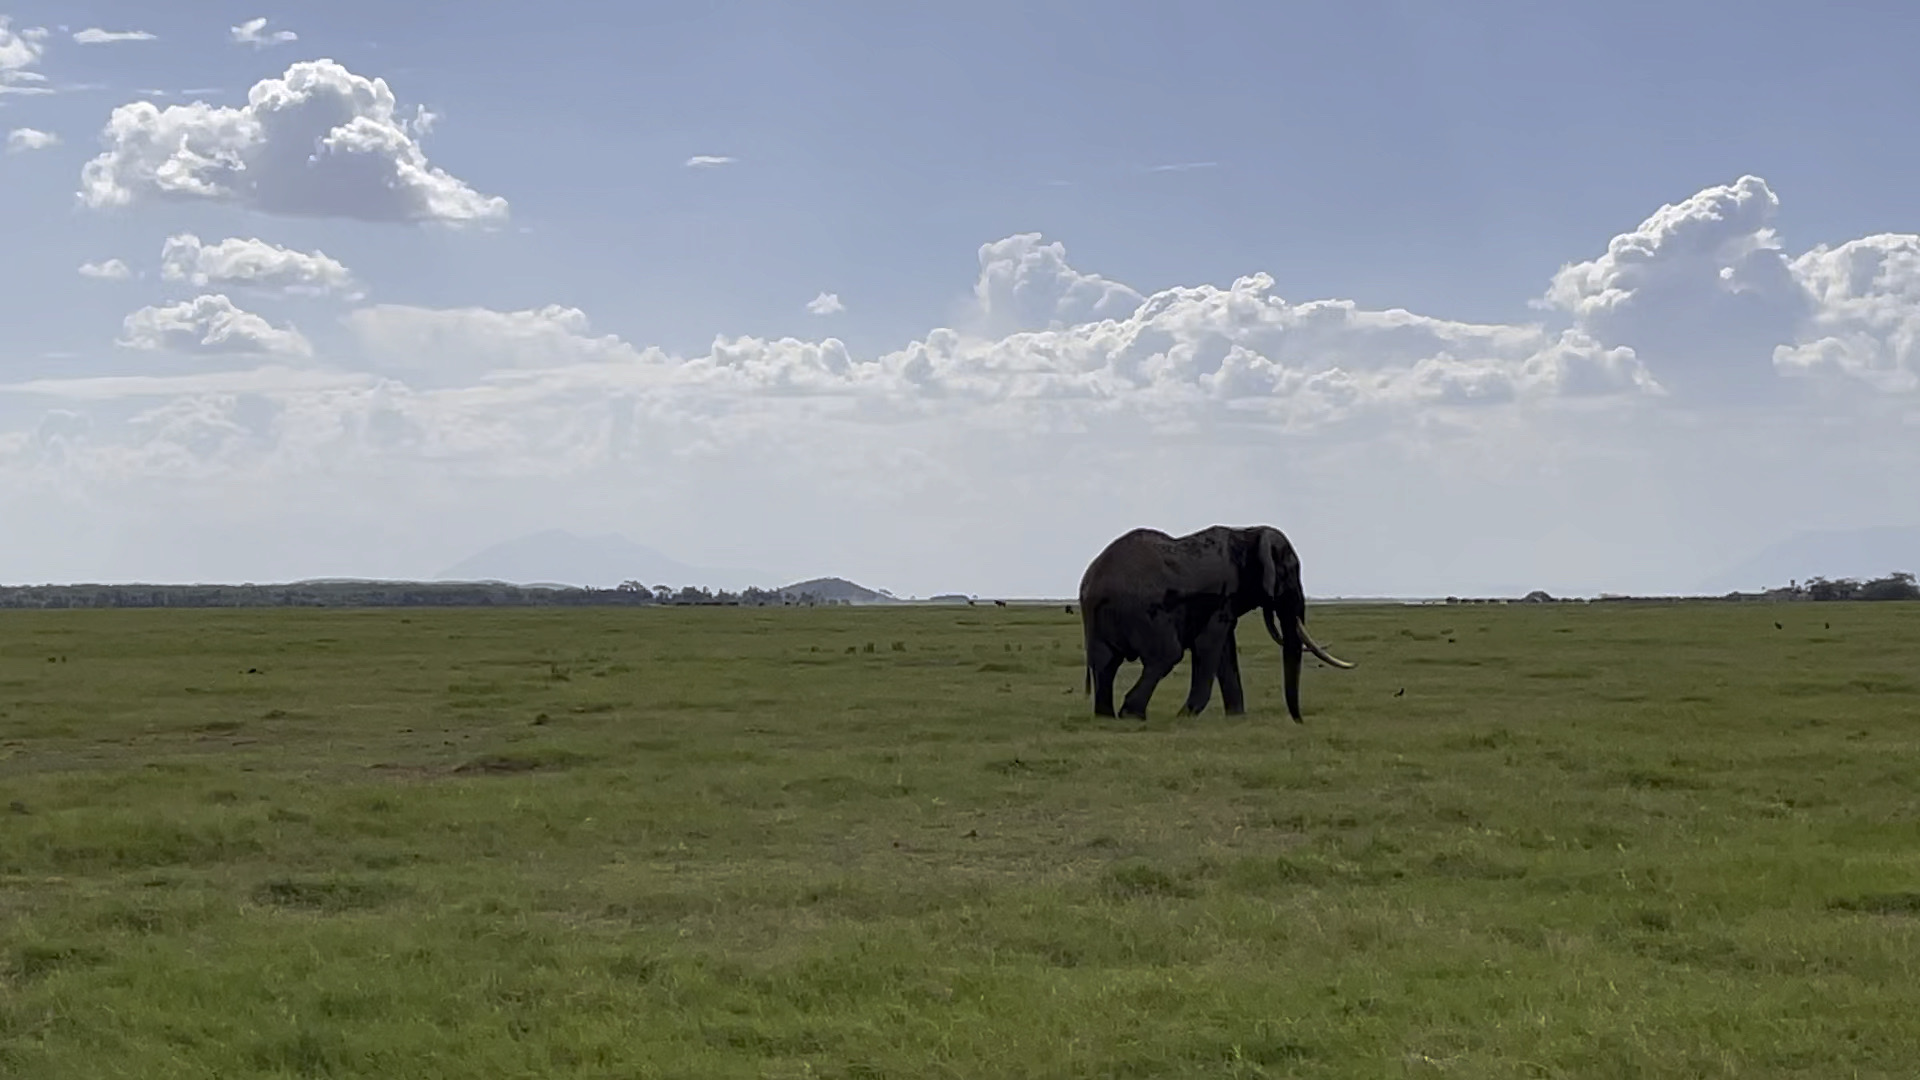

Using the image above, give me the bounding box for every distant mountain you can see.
[778,576,896,604]
[1696,525,1920,593]
[438,530,773,591]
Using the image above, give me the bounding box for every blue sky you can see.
[2,3,1918,595]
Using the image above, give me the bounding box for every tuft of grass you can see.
[450,747,596,775]
[252,876,410,913]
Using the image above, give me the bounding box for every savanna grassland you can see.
[1,600,1918,1078]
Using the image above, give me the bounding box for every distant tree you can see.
[1805,576,1857,602]
[1857,571,1919,602]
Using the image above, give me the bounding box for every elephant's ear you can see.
[1259,535,1280,600]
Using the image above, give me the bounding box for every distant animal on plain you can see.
[1078,524,1354,722]
[993,599,1007,608]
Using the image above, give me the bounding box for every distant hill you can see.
[778,577,896,604]
[439,530,772,591]
[1697,525,1920,593]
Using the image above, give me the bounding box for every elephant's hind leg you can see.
[1118,634,1182,721]
[1088,639,1123,717]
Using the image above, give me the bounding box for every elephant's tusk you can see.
[1296,618,1355,669]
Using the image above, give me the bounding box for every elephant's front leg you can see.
[1179,621,1229,717]
[1217,625,1246,715]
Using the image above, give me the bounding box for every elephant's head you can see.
[1247,527,1354,721]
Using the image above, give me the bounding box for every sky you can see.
[2,1,1918,598]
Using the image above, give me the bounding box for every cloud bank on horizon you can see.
[1,14,1917,597]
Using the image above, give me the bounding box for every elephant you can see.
[1078,525,1354,722]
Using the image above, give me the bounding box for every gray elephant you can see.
[1078,525,1354,722]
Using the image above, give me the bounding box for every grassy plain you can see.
[1,600,1918,1078]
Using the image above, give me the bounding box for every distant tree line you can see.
[1462,570,1919,605]
[1799,572,1919,602]
[615,582,851,607]
[0,580,852,610]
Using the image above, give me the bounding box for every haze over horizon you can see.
[4,4,1919,599]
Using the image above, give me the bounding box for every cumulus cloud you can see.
[1541,174,1920,401]
[78,258,131,280]
[685,155,735,168]
[972,233,1146,335]
[344,303,654,387]
[160,234,359,297]
[0,17,48,92]
[5,126,57,151]
[73,28,155,44]
[806,291,845,315]
[337,236,1658,429]
[6,175,1920,595]
[229,18,296,47]
[1774,234,1920,393]
[78,59,508,225]
[1539,175,1813,400]
[117,295,313,358]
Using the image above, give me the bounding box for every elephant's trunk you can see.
[1264,605,1355,722]
[1264,606,1305,723]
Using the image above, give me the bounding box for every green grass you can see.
[2,601,1918,1078]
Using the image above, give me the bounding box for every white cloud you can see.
[117,295,313,358]
[160,234,359,297]
[340,237,1658,426]
[5,126,57,152]
[79,59,508,225]
[806,291,845,315]
[343,303,657,388]
[0,17,48,92]
[229,18,296,48]
[684,155,735,168]
[78,258,131,280]
[972,232,1147,335]
[73,28,155,44]
[1147,161,1218,172]
[5,176,1920,597]
[1774,234,1920,393]
[1538,175,1811,400]
[1541,174,1920,401]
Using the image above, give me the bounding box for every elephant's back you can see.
[1079,528,1179,602]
